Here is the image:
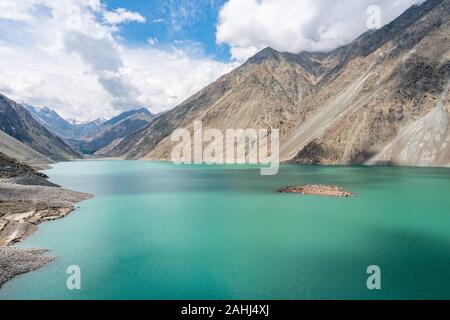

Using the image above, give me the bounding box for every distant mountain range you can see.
[104,0,450,167]
[24,104,105,140]
[25,105,155,155]
[0,94,155,165]
[78,108,155,154]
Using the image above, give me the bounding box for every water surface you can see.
[1,161,450,299]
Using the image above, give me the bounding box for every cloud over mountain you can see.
[216,0,425,60]
[0,0,428,120]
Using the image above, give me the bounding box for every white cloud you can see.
[0,0,236,121]
[147,37,158,46]
[217,0,425,61]
[0,0,36,21]
[103,7,145,25]
[122,47,237,114]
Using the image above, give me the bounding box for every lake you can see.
[1,161,450,299]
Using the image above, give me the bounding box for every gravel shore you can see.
[0,176,92,289]
[0,179,92,246]
[0,247,55,288]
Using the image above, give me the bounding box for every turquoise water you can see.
[1,161,450,300]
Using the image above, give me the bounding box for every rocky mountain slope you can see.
[26,104,155,155]
[0,129,52,169]
[0,94,82,161]
[105,0,449,167]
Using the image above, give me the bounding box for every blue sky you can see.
[103,0,231,61]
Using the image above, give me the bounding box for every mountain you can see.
[103,108,153,127]
[25,104,155,154]
[80,108,155,154]
[25,105,105,140]
[105,0,450,167]
[0,94,82,161]
[0,129,52,169]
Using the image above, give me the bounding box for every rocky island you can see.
[278,185,354,197]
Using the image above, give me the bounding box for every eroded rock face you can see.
[278,185,354,198]
[284,0,450,166]
[104,0,450,168]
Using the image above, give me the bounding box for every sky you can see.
[0,0,423,121]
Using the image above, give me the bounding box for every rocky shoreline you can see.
[0,181,92,246]
[0,180,92,288]
[0,247,55,288]
[278,185,354,197]
[0,153,92,288]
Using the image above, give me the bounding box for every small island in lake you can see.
[278,185,354,198]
